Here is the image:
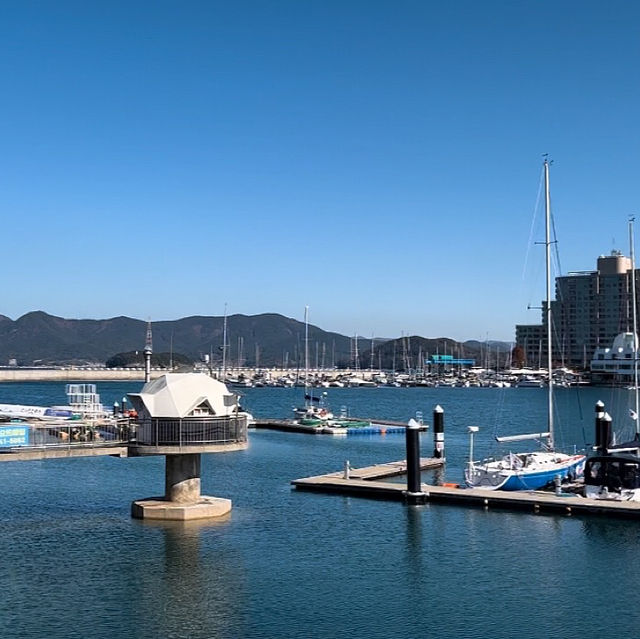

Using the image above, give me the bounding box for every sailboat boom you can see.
[496,432,551,443]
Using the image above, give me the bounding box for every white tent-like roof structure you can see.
[128,373,239,419]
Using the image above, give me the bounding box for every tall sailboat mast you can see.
[544,158,554,451]
[630,218,640,434]
[465,158,586,491]
[304,305,310,404]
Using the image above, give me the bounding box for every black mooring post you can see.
[405,419,423,502]
[433,404,444,459]
[594,400,605,452]
[600,413,612,455]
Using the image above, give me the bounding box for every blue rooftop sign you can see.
[430,355,476,365]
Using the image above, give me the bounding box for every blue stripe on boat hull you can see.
[499,457,585,491]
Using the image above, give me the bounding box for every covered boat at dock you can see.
[584,454,640,501]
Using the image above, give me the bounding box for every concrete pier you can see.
[165,454,201,502]
[132,453,232,521]
[128,374,248,521]
[131,495,232,521]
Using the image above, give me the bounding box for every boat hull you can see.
[465,454,585,491]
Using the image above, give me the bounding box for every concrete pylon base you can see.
[131,495,232,521]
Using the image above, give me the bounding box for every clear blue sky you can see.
[2,1,638,341]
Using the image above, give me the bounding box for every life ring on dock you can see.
[442,482,459,488]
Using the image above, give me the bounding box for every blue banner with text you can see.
[0,426,29,447]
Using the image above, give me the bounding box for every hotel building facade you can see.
[515,251,639,369]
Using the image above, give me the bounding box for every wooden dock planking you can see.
[292,464,640,520]
[343,458,443,480]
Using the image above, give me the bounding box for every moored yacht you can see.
[465,158,585,491]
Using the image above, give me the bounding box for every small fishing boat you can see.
[515,375,544,388]
[583,403,640,501]
[465,158,585,491]
[293,306,333,423]
[296,407,333,425]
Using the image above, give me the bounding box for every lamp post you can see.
[468,426,479,468]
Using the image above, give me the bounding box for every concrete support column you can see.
[132,452,232,520]
[165,454,202,503]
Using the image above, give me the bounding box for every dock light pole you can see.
[405,418,426,504]
[468,426,479,467]
[433,405,445,459]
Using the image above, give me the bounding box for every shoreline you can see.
[0,367,377,383]
[0,369,153,382]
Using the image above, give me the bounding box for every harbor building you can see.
[128,373,248,520]
[516,250,639,369]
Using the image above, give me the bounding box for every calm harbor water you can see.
[0,382,639,638]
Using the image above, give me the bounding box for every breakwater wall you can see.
[0,367,385,383]
[0,369,157,382]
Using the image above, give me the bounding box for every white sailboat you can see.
[293,306,333,424]
[465,158,586,490]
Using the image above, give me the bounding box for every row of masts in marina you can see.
[214,366,586,389]
[209,301,512,377]
[208,337,513,373]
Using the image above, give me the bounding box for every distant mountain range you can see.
[0,311,512,370]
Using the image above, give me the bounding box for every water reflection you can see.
[134,517,245,639]
[581,516,640,545]
[405,504,424,574]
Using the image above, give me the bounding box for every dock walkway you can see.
[333,458,443,480]
[292,462,640,520]
[0,443,128,462]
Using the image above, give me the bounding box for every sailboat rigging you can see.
[465,158,586,490]
[293,306,333,423]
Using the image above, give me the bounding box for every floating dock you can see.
[292,460,640,520]
[253,417,408,435]
[344,458,443,479]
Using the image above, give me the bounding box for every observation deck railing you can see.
[0,418,132,452]
[133,415,248,448]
